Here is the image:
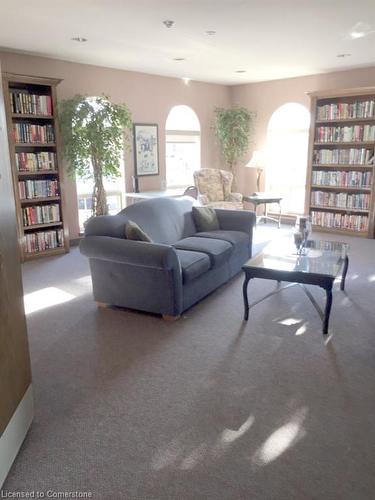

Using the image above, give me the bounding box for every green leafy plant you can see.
[213,107,255,172]
[59,95,132,216]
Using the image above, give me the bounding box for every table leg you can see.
[340,255,349,291]
[323,285,333,335]
[243,274,251,321]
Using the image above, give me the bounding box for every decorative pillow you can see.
[192,206,220,232]
[125,220,152,242]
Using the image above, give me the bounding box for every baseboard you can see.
[0,384,33,488]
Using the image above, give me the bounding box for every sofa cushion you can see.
[173,236,232,267]
[192,206,220,232]
[195,230,249,246]
[176,250,211,283]
[125,220,153,242]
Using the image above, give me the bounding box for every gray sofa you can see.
[80,197,255,317]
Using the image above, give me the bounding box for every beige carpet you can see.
[2,227,375,499]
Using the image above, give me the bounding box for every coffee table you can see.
[242,238,349,335]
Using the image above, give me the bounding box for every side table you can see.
[243,193,283,228]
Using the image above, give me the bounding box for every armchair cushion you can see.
[228,192,243,202]
[192,206,220,232]
[176,250,211,283]
[193,169,225,202]
[174,236,232,267]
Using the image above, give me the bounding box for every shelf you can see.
[12,113,53,120]
[21,196,60,204]
[316,117,375,124]
[311,185,371,192]
[314,141,375,147]
[312,225,368,237]
[24,247,66,261]
[14,143,56,148]
[23,221,62,231]
[310,205,369,213]
[312,164,374,169]
[17,170,59,177]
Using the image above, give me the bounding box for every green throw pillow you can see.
[192,206,220,232]
[125,220,152,242]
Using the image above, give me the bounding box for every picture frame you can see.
[133,123,159,177]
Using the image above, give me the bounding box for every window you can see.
[75,97,126,232]
[266,103,310,214]
[165,105,201,188]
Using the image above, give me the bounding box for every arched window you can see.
[266,103,310,214]
[75,97,125,232]
[165,105,201,188]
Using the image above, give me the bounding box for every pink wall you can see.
[2,48,375,237]
[0,51,231,238]
[231,66,375,194]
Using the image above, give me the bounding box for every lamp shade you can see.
[246,150,266,169]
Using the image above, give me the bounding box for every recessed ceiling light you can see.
[205,30,216,36]
[173,57,186,61]
[71,36,87,43]
[235,70,247,73]
[336,53,351,58]
[348,22,374,39]
[182,77,191,85]
[163,20,175,28]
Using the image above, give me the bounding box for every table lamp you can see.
[246,150,265,193]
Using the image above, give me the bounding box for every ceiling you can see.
[0,0,375,85]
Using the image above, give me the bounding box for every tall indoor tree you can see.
[59,95,132,216]
[213,106,255,174]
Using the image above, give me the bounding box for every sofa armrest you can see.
[80,236,180,270]
[214,209,256,233]
[227,192,243,202]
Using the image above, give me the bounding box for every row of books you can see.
[311,191,370,210]
[311,211,369,232]
[317,100,375,120]
[16,152,57,172]
[315,125,375,143]
[10,91,52,116]
[13,123,55,144]
[24,229,64,254]
[18,180,59,200]
[312,148,374,165]
[311,170,372,188]
[22,204,61,226]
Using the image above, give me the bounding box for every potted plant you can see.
[59,95,132,216]
[213,106,255,175]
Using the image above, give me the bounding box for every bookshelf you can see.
[2,73,69,261]
[305,87,375,238]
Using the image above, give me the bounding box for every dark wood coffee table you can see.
[242,239,349,335]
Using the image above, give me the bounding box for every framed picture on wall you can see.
[133,123,159,176]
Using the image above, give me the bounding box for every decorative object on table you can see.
[245,150,266,192]
[59,94,132,217]
[243,193,283,227]
[193,168,243,210]
[213,107,255,183]
[294,215,312,254]
[133,123,159,177]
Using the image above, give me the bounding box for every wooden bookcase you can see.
[305,87,375,239]
[2,73,69,261]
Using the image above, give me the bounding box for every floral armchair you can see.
[193,168,243,210]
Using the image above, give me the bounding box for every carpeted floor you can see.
[2,226,375,499]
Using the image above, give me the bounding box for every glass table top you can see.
[244,238,349,277]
